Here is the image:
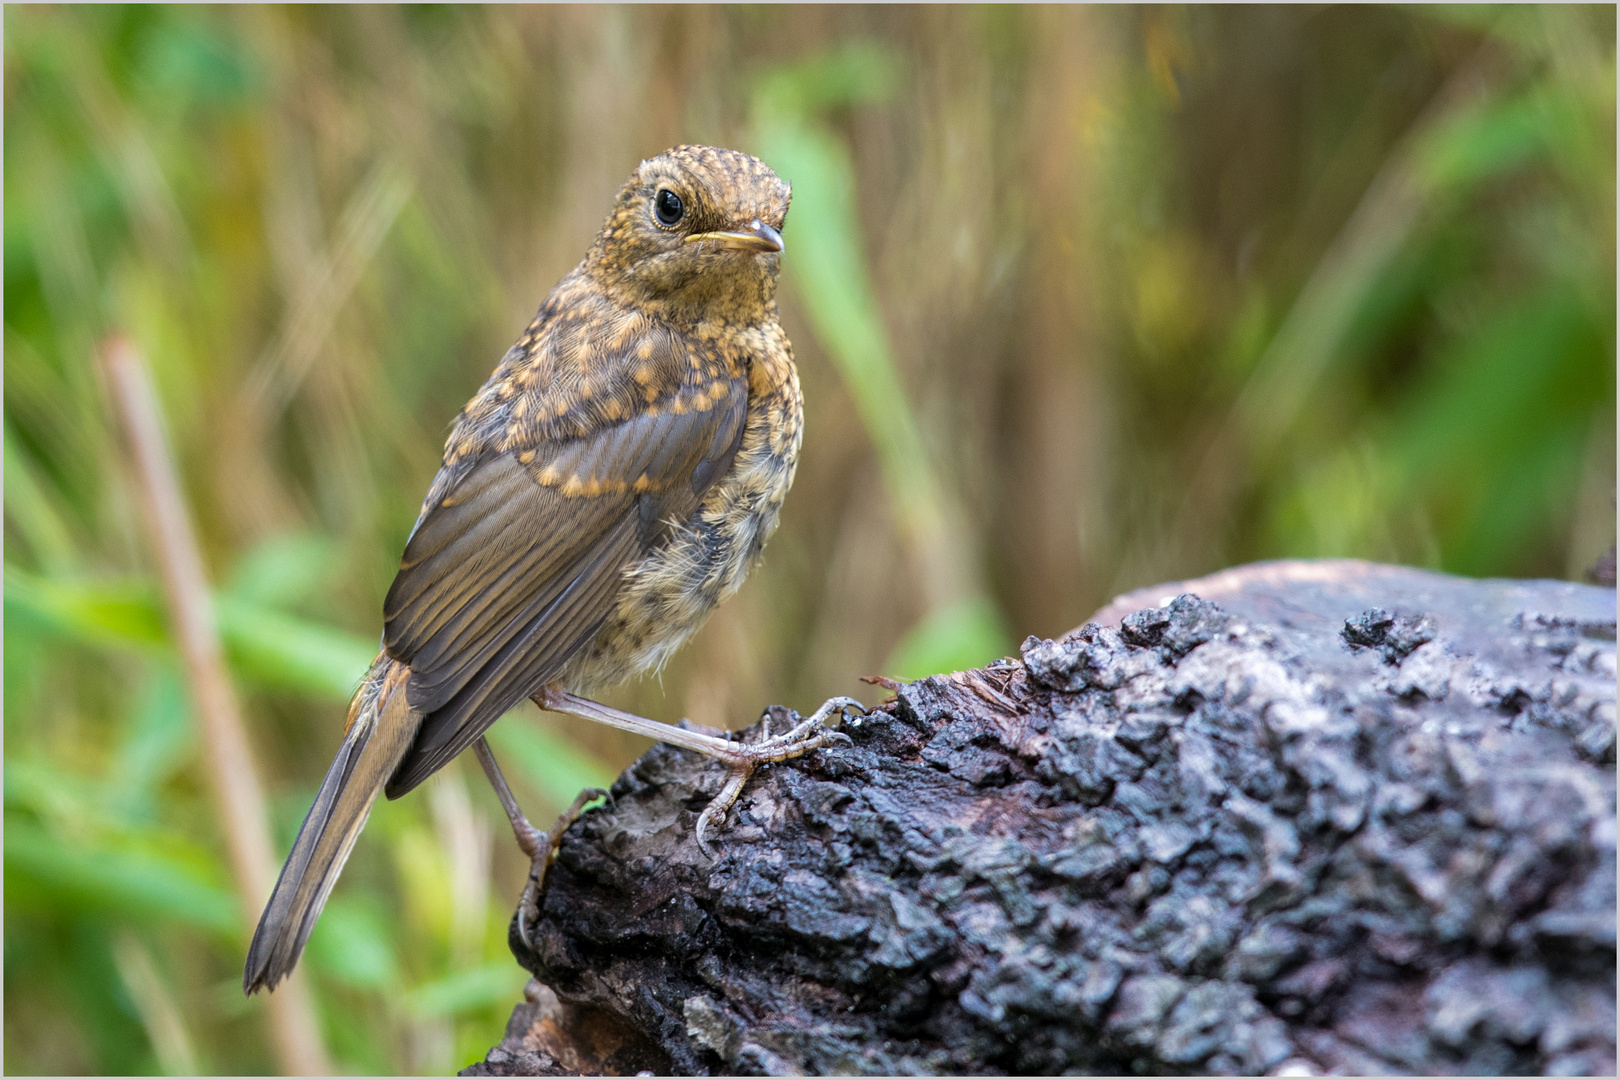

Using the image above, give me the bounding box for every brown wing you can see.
[381,377,748,798]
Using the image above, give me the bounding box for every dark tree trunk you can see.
[464,560,1616,1076]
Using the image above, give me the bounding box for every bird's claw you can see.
[515,867,543,952]
[514,787,607,951]
[692,696,868,860]
[694,768,751,860]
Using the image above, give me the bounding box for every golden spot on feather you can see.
[538,465,560,485]
[513,396,529,419]
[604,399,625,420]
[612,319,638,350]
[562,475,629,497]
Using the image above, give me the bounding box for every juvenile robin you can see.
[244,145,861,995]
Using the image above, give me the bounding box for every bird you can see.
[244,145,862,996]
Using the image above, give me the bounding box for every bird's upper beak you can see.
[684,219,784,254]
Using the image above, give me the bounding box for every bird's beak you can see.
[684,219,784,254]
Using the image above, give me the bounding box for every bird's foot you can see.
[693,696,865,858]
[473,736,609,950]
[514,787,607,949]
[527,686,865,859]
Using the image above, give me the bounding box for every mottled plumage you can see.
[245,146,849,997]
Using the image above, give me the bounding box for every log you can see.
[465,560,1616,1076]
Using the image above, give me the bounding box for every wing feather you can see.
[384,508,639,797]
[377,362,748,798]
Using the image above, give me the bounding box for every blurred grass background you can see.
[4,5,1613,1074]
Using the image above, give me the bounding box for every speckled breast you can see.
[560,325,803,694]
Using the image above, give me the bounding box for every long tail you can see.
[244,656,420,995]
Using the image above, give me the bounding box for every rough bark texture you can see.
[465,560,1616,1076]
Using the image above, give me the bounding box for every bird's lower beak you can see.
[684,219,784,254]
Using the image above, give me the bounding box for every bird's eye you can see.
[654,188,684,227]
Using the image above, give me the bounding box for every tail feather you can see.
[244,657,420,995]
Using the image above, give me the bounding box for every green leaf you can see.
[5,757,113,824]
[3,417,78,573]
[215,594,375,701]
[404,960,527,1018]
[3,565,168,649]
[4,815,240,936]
[132,9,261,105]
[1383,288,1605,573]
[223,531,341,611]
[4,563,376,700]
[752,40,900,119]
[306,896,399,990]
[110,666,195,819]
[1419,91,1552,193]
[883,597,1011,681]
[483,721,617,809]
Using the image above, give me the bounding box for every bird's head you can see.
[587,145,791,323]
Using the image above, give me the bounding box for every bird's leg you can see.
[530,686,864,857]
[472,737,604,948]
[473,737,546,858]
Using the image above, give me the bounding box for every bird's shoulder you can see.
[447,273,760,462]
[420,271,777,518]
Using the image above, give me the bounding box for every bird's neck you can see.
[581,258,779,336]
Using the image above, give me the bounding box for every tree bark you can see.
[465,559,1616,1076]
